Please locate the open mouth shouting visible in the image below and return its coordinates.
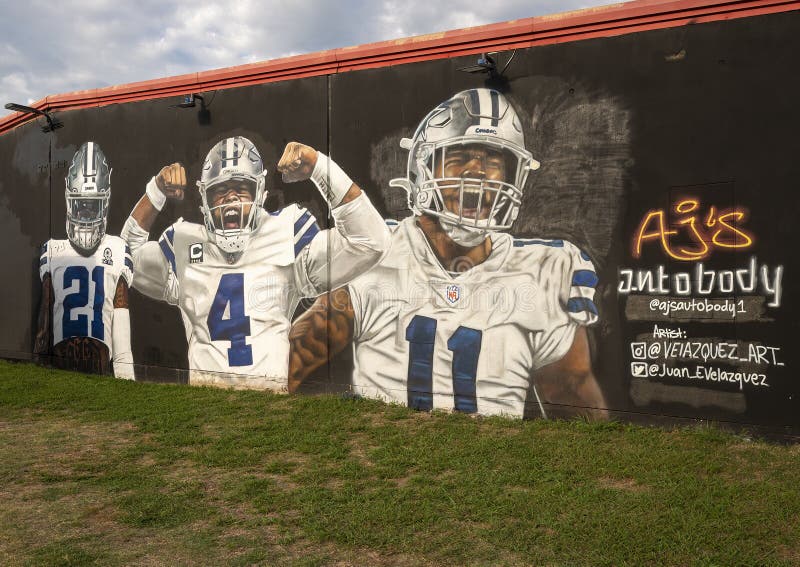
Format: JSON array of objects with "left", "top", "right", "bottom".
[
  {"left": 460, "top": 188, "right": 484, "bottom": 219},
  {"left": 222, "top": 204, "right": 243, "bottom": 230},
  {"left": 441, "top": 186, "right": 494, "bottom": 220},
  {"left": 207, "top": 181, "right": 257, "bottom": 233}
]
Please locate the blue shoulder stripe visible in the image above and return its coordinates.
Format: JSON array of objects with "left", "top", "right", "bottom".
[
  {"left": 158, "top": 236, "right": 176, "bottom": 273},
  {"left": 269, "top": 208, "right": 283, "bottom": 217},
  {"left": 513, "top": 239, "right": 564, "bottom": 248},
  {"left": 165, "top": 226, "right": 175, "bottom": 246},
  {"left": 294, "top": 223, "right": 320, "bottom": 256},
  {"left": 39, "top": 256, "right": 47, "bottom": 267},
  {"left": 40, "top": 243, "right": 48, "bottom": 255},
  {"left": 580, "top": 249, "right": 591, "bottom": 261},
  {"left": 124, "top": 243, "right": 133, "bottom": 270},
  {"left": 572, "top": 270, "right": 598, "bottom": 288},
  {"left": 294, "top": 210, "right": 312, "bottom": 234},
  {"left": 567, "top": 297, "right": 598, "bottom": 316}
]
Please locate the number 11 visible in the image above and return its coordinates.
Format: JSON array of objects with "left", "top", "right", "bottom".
[{"left": 405, "top": 315, "right": 482, "bottom": 413}]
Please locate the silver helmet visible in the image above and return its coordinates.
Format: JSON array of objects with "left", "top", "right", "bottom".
[
  {"left": 390, "top": 89, "right": 539, "bottom": 246},
  {"left": 197, "top": 136, "right": 267, "bottom": 254},
  {"left": 65, "top": 141, "right": 111, "bottom": 251}
]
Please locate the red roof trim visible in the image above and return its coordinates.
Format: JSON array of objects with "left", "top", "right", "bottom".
[{"left": 1, "top": 0, "right": 797, "bottom": 134}]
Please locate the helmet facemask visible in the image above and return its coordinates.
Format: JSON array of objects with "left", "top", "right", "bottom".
[
  {"left": 412, "top": 138, "right": 533, "bottom": 246},
  {"left": 197, "top": 137, "right": 267, "bottom": 254},
  {"left": 65, "top": 194, "right": 108, "bottom": 251},
  {"left": 199, "top": 176, "right": 263, "bottom": 253}
]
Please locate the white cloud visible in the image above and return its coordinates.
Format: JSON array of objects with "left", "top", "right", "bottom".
[{"left": 0, "top": 0, "right": 611, "bottom": 116}]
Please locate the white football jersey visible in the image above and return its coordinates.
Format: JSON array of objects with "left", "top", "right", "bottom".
[
  {"left": 39, "top": 235, "right": 133, "bottom": 355},
  {"left": 132, "top": 205, "right": 324, "bottom": 389},
  {"left": 348, "top": 217, "right": 599, "bottom": 417}
]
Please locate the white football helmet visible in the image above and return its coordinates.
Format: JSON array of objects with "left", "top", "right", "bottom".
[
  {"left": 65, "top": 141, "right": 111, "bottom": 251},
  {"left": 390, "top": 89, "right": 539, "bottom": 246},
  {"left": 197, "top": 136, "right": 267, "bottom": 253}
]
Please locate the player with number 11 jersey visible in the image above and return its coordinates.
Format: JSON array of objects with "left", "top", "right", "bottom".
[{"left": 288, "top": 89, "right": 607, "bottom": 419}]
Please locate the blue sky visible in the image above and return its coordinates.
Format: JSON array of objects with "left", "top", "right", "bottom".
[{"left": 0, "top": 0, "right": 615, "bottom": 117}]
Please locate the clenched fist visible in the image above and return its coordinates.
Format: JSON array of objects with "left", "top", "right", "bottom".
[
  {"left": 277, "top": 142, "right": 318, "bottom": 183},
  {"left": 155, "top": 163, "right": 186, "bottom": 200}
]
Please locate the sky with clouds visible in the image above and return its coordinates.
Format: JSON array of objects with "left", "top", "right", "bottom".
[{"left": 0, "top": 0, "right": 614, "bottom": 117}]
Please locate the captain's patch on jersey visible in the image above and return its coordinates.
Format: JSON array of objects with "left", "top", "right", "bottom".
[{"left": 189, "top": 243, "right": 204, "bottom": 264}]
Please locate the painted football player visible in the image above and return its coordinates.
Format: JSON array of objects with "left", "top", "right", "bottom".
[
  {"left": 289, "top": 89, "right": 607, "bottom": 418},
  {"left": 121, "top": 136, "right": 389, "bottom": 389},
  {"left": 34, "top": 142, "right": 135, "bottom": 379}
]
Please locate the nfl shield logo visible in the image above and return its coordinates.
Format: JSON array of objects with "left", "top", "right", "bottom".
[{"left": 446, "top": 284, "right": 461, "bottom": 305}]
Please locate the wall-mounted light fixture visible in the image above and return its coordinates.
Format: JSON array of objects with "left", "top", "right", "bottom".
[
  {"left": 457, "top": 51, "right": 517, "bottom": 81},
  {"left": 175, "top": 93, "right": 205, "bottom": 108},
  {"left": 458, "top": 53, "right": 498, "bottom": 75},
  {"left": 174, "top": 93, "right": 211, "bottom": 125},
  {"left": 4, "top": 103, "right": 63, "bottom": 132}
]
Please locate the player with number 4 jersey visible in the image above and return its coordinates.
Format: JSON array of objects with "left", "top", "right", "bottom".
[
  {"left": 35, "top": 142, "right": 135, "bottom": 379},
  {"left": 121, "top": 137, "right": 389, "bottom": 389}
]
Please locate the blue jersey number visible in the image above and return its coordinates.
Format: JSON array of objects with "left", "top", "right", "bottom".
[
  {"left": 62, "top": 266, "right": 105, "bottom": 341},
  {"left": 405, "top": 315, "right": 482, "bottom": 413},
  {"left": 207, "top": 273, "right": 253, "bottom": 367}
]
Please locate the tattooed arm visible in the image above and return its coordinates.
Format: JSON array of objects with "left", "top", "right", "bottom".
[{"left": 288, "top": 287, "right": 355, "bottom": 393}]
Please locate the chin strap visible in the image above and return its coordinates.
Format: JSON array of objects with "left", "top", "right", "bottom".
[{"left": 439, "top": 217, "right": 489, "bottom": 247}]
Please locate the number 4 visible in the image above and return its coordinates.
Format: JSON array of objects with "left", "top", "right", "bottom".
[{"left": 207, "top": 273, "right": 253, "bottom": 367}]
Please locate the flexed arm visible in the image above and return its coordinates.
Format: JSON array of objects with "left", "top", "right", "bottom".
[
  {"left": 121, "top": 163, "right": 186, "bottom": 253},
  {"left": 278, "top": 142, "right": 390, "bottom": 295},
  {"left": 125, "top": 163, "right": 186, "bottom": 235},
  {"left": 121, "top": 164, "right": 185, "bottom": 304},
  {"left": 288, "top": 287, "right": 355, "bottom": 392}
]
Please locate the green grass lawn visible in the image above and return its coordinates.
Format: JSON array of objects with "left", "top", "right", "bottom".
[{"left": 0, "top": 359, "right": 798, "bottom": 566}]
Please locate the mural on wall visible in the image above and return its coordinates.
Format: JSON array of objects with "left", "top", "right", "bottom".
[
  {"left": 34, "top": 142, "right": 135, "bottom": 378},
  {"left": 11, "top": 10, "right": 797, "bottom": 429},
  {"left": 289, "top": 89, "right": 608, "bottom": 419},
  {"left": 119, "top": 137, "right": 389, "bottom": 389},
  {"left": 28, "top": 89, "right": 615, "bottom": 419}
]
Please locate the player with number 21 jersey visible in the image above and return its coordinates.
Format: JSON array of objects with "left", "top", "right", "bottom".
[{"left": 35, "top": 142, "right": 135, "bottom": 379}]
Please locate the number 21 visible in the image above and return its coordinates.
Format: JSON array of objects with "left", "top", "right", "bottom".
[{"left": 62, "top": 266, "right": 105, "bottom": 340}]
